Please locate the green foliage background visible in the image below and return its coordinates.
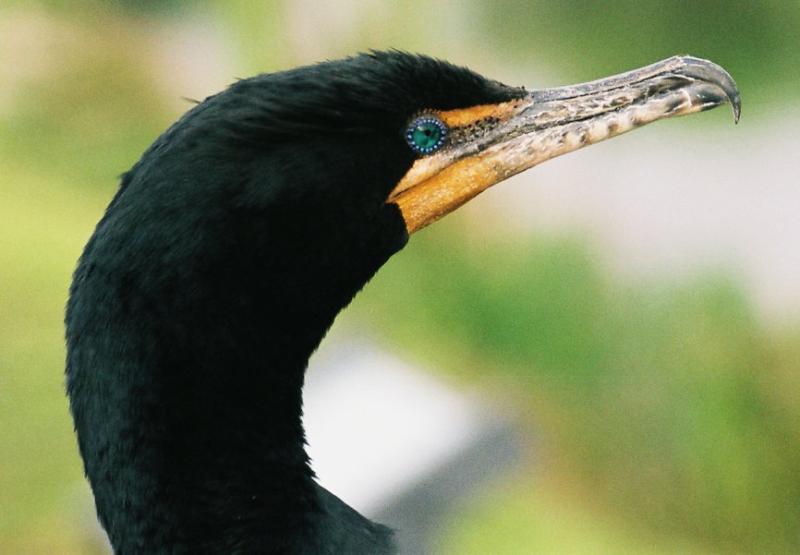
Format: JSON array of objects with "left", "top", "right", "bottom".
[{"left": 1, "top": 1, "right": 798, "bottom": 552}]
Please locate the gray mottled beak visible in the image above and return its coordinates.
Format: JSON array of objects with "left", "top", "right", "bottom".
[{"left": 390, "top": 55, "right": 741, "bottom": 233}]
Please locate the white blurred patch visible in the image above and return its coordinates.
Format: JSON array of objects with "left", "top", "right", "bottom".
[{"left": 303, "top": 341, "right": 491, "bottom": 514}]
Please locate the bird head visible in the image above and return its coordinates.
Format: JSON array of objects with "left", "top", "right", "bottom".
[{"left": 107, "top": 51, "right": 737, "bottom": 342}]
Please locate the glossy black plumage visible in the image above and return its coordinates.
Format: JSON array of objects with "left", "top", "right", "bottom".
[{"left": 65, "top": 52, "right": 524, "bottom": 554}]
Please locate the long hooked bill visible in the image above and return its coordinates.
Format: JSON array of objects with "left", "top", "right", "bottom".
[{"left": 388, "top": 55, "right": 741, "bottom": 234}]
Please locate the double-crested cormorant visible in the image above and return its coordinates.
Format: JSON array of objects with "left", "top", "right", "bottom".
[{"left": 65, "top": 52, "right": 739, "bottom": 554}]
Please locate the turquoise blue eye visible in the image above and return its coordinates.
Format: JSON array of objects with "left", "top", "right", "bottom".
[{"left": 405, "top": 116, "right": 447, "bottom": 154}]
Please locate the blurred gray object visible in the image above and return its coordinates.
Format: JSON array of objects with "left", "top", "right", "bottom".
[{"left": 305, "top": 341, "right": 521, "bottom": 554}]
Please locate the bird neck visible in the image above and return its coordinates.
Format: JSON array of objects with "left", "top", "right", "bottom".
[
  {"left": 68, "top": 183, "right": 409, "bottom": 551},
  {"left": 71, "top": 256, "right": 348, "bottom": 551},
  {"left": 88, "top": 338, "right": 322, "bottom": 552}
]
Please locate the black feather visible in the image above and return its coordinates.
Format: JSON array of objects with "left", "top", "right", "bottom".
[{"left": 65, "top": 51, "right": 523, "bottom": 554}]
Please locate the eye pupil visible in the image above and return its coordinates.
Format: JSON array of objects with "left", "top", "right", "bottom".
[
  {"left": 405, "top": 116, "right": 447, "bottom": 154},
  {"left": 411, "top": 124, "right": 440, "bottom": 149}
]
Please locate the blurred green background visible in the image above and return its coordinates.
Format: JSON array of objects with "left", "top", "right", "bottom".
[{"left": 2, "top": 1, "right": 799, "bottom": 553}]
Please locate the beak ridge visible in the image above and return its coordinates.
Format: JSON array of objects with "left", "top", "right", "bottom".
[{"left": 529, "top": 55, "right": 740, "bottom": 123}]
